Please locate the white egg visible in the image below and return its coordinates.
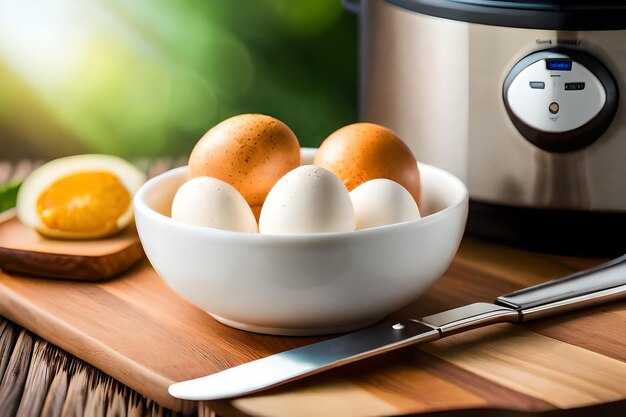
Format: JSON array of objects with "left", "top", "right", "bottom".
[
  {"left": 259, "top": 165, "right": 355, "bottom": 234},
  {"left": 349, "top": 179, "right": 421, "bottom": 230},
  {"left": 171, "top": 177, "right": 257, "bottom": 233}
]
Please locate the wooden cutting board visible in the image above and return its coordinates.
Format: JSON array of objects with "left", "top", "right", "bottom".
[
  {"left": 0, "top": 212, "right": 143, "bottom": 281},
  {"left": 0, "top": 235, "right": 625, "bottom": 417}
]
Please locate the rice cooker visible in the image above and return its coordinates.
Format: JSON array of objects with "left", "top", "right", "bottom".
[{"left": 344, "top": 0, "right": 626, "bottom": 256}]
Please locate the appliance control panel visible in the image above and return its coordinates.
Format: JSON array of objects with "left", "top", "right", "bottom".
[
  {"left": 506, "top": 58, "right": 605, "bottom": 132},
  {"left": 503, "top": 48, "right": 618, "bottom": 153}
]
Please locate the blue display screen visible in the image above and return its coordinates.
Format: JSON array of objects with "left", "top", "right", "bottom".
[{"left": 546, "top": 60, "right": 572, "bottom": 71}]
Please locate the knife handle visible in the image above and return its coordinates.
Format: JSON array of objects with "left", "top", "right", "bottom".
[{"left": 495, "top": 254, "right": 626, "bottom": 320}]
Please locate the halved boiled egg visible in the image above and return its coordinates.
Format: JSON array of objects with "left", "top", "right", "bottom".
[{"left": 17, "top": 154, "right": 146, "bottom": 239}]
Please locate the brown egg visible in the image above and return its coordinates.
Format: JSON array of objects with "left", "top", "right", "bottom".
[
  {"left": 188, "top": 114, "right": 300, "bottom": 218},
  {"left": 313, "top": 123, "right": 421, "bottom": 206}
]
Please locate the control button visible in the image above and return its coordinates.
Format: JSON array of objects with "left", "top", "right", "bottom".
[
  {"left": 549, "top": 102, "right": 559, "bottom": 114},
  {"left": 529, "top": 81, "right": 545, "bottom": 89},
  {"left": 565, "top": 82, "right": 586, "bottom": 91}
]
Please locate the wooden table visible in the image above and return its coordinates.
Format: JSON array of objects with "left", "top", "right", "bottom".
[{"left": 0, "top": 236, "right": 624, "bottom": 417}]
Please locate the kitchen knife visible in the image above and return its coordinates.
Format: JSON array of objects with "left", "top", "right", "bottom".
[{"left": 169, "top": 253, "right": 626, "bottom": 401}]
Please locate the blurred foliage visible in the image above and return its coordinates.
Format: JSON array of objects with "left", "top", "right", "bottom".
[
  {"left": 0, "top": 0, "right": 357, "bottom": 161},
  {"left": 0, "top": 181, "right": 19, "bottom": 211}
]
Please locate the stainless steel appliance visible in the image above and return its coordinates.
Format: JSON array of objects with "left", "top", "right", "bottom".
[{"left": 348, "top": 0, "right": 626, "bottom": 255}]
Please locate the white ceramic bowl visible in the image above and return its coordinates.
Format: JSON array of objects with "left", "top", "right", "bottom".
[{"left": 134, "top": 149, "right": 468, "bottom": 336}]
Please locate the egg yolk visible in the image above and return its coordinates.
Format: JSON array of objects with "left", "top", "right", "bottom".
[{"left": 36, "top": 172, "right": 130, "bottom": 234}]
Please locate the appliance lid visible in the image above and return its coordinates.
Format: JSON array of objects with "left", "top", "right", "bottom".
[{"left": 385, "top": 0, "right": 626, "bottom": 30}]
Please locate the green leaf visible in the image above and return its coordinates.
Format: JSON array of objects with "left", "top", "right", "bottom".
[{"left": 0, "top": 181, "right": 21, "bottom": 212}]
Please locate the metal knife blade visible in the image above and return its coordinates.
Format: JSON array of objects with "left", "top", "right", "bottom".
[
  {"left": 168, "top": 302, "right": 519, "bottom": 401},
  {"left": 169, "top": 319, "right": 439, "bottom": 400},
  {"left": 169, "top": 254, "right": 626, "bottom": 401}
]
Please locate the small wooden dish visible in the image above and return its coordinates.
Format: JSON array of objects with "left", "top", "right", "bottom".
[{"left": 0, "top": 210, "right": 144, "bottom": 281}]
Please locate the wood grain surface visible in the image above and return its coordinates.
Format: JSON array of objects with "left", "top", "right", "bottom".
[
  {"left": 0, "top": 213, "right": 143, "bottom": 281},
  {"left": 0, "top": 234, "right": 624, "bottom": 417}
]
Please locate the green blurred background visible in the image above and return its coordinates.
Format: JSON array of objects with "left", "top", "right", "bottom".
[{"left": 0, "top": 0, "right": 358, "bottom": 161}]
